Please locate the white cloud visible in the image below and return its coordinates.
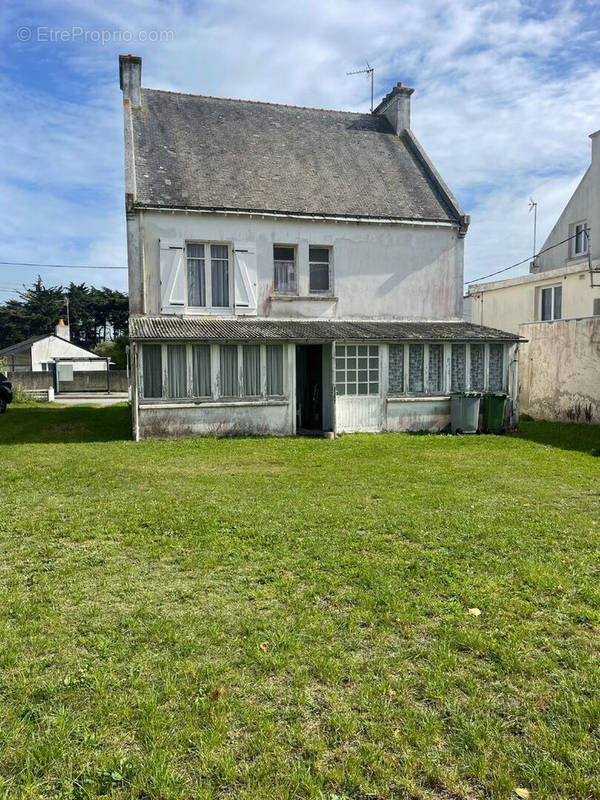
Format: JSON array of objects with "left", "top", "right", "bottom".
[{"left": 0, "top": 0, "right": 599, "bottom": 295}]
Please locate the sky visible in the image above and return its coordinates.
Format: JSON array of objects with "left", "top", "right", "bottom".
[{"left": 0, "top": 0, "right": 599, "bottom": 302}]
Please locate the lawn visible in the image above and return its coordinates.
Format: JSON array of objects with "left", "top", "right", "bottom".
[{"left": 1, "top": 404, "right": 599, "bottom": 800}]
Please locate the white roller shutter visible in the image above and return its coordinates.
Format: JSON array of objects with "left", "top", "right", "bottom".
[{"left": 233, "top": 242, "right": 257, "bottom": 316}]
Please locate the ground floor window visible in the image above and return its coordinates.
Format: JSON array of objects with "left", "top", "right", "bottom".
[
  {"left": 335, "top": 344, "right": 379, "bottom": 395},
  {"left": 141, "top": 342, "right": 285, "bottom": 401},
  {"left": 387, "top": 341, "right": 506, "bottom": 396}
]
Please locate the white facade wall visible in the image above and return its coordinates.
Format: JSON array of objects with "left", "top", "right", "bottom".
[
  {"left": 29, "top": 336, "right": 107, "bottom": 372},
  {"left": 137, "top": 210, "right": 464, "bottom": 321}
]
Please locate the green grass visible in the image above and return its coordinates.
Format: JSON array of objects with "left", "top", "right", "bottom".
[{"left": 1, "top": 404, "right": 599, "bottom": 800}]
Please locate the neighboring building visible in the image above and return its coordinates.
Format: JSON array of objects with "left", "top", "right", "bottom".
[
  {"left": 0, "top": 320, "right": 108, "bottom": 375},
  {"left": 468, "top": 130, "right": 600, "bottom": 423},
  {"left": 120, "top": 55, "right": 519, "bottom": 439}
]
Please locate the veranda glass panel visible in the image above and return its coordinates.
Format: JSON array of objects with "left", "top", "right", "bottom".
[
  {"left": 266, "top": 345, "right": 284, "bottom": 395},
  {"left": 451, "top": 344, "right": 466, "bottom": 391},
  {"left": 187, "top": 244, "right": 206, "bottom": 306},
  {"left": 167, "top": 345, "right": 187, "bottom": 399},
  {"left": 470, "top": 344, "right": 485, "bottom": 391},
  {"left": 220, "top": 345, "right": 238, "bottom": 396},
  {"left": 388, "top": 344, "right": 404, "bottom": 393},
  {"left": 427, "top": 344, "right": 443, "bottom": 393},
  {"left": 336, "top": 344, "right": 378, "bottom": 395},
  {"left": 243, "top": 345, "right": 261, "bottom": 396},
  {"left": 211, "top": 245, "right": 229, "bottom": 307},
  {"left": 142, "top": 344, "right": 162, "bottom": 398},
  {"left": 408, "top": 344, "right": 424, "bottom": 393},
  {"left": 488, "top": 344, "right": 504, "bottom": 391},
  {"left": 192, "top": 346, "right": 211, "bottom": 397}
]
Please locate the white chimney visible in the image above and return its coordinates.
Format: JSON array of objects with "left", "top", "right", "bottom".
[
  {"left": 55, "top": 318, "right": 70, "bottom": 340},
  {"left": 590, "top": 129, "right": 600, "bottom": 167},
  {"left": 373, "top": 82, "right": 415, "bottom": 135},
  {"left": 119, "top": 54, "right": 142, "bottom": 108}
]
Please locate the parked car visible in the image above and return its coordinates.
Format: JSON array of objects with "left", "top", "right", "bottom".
[{"left": 0, "top": 375, "right": 13, "bottom": 413}]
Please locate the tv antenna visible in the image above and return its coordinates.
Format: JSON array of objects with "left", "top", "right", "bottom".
[
  {"left": 528, "top": 197, "right": 537, "bottom": 263},
  {"left": 347, "top": 63, "right": 374, "bottom": 112}
]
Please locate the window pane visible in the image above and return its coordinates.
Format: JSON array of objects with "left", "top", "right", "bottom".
[
  {"left": 142, "top": 344, "right": 162, "bottom": 398},
  {"left": 187, "top": 244, "right": 205, "bottom": 306},
  {"left": 469, "top": 344, "right": 484, "bottom": 391},
  {"left": 309, "top": 262, "right": 330, "bottom": 292},
  {"left": 427, "top": 344, "right": 443, "bottom": 393},
  {"left": 388, "top": 344, "right": 404, "bottom": 393},
  {"left": 192, "top": 345, "right": 211, "bottom": 397},
  {"left": 220, "top": 345, "right": 238, "bottom": 396},
  {"left": 211, "top": 245, "right": 229, "bottom": 307},
  {"left": 451, "top": 344, "right": 466, "bottom": 392},
  {"left": 266, "top": 345, "right": 284, "bottom": 395},
  {"left": 553, "top": 286, "right": 562, "bottom": 319},
  {"left": 167, "top": 345, "right": 187, "bottom": 399},
  {"left": 274, "top": 244, "right": 297, "bottom": 294},
  {"left": 488, "top": 344, "right": 504, "bottom": 391},
  {"left": 541, "top": 287, "right": 552, "bottom": 321},
  {"left": 408, "top": 344, "right": 424, "bottom": 393},
  {"left": 309, "top": 247, "right": 329, "bottom": 263},
  {"left": 243, "top": 345, "right": 261, "bottom": 396}
]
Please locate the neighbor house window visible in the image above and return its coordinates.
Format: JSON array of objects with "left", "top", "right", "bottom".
[
  {"left": 335, "top": 344, "right": 378, "bottom": 395},
  {"left": 192, "top": 345, "right": 211, "bottom": 397},
  {"left": 187, "top": 242, "right": 229, "bottom": 308},
  {"left": 572, "top": 222, "right": 588, "bottom": 257},
  {"left": 488, "top": 344, "right": 504, "bottom": 391},
  {"left": 470, "top": 343, "right": 485, "bottom": 391},
  {"left": 167, "top": 345, "right": 187, "bottom": 399},
  {"left": 540, "top": 285, "right": 562, "bottom": 321},
  {"left": 220, "top": 345, "right": 238, "bottom": 397},
  {"left": 273, "top": 246, "right": 297, "bottom": 294},
  {"left": 266, "top": 345, "right": 284, "bottom": 395},
  {"left": 309, "top": 247, "right": 331, "bottom": 293},
  {"left": 242, "top": 345, "right": 261, "bottom": 396},
  {"left": 388, "top": 344, "right": 404, "bottom": 393},
  {"left": 142, "top": 344, "right": 162, "bottom": 398},
  {"left": 408, "top": 344, "right": 424, "bottom": 393},
  {"left": 427, "top": 344, "right": 443, "bottom": 393},
  {"left": 451, "top": 344, "right": 466, "bottom": 392}
]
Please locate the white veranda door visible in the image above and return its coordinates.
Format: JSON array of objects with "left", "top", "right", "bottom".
[{"left": 334, "top": 343, "right": 382, "bottom": 432}]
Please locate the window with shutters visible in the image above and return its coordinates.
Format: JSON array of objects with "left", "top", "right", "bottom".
[
  {"left": 186, "top": 242, "right": 230, "bottom": 308},
  {"left": 309, "top": 247, "right": 332, "bottom": 294},
  {"left": 273, "top": 246, "right": 297, "bottom": 294}
]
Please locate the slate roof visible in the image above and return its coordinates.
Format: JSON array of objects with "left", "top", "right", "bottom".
[
  {"left": 0, "top": 334, "right": 49, "bottom": 358},
  {"left": 129, "top": 316, "right": 520, "bottom": 343},
  {"left": 130, "top": 89, "right": 460, "bottom": 222}
]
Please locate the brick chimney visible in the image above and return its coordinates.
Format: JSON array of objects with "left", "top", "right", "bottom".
[
  {"left": 119, "top": 54, "right": 142, "bottom": 108},
  {"left": 55, "top": 318, "right": 70, "bottom": 341},
  {"left": 373, "top": 82, "right": 414, "bottom": 135}
]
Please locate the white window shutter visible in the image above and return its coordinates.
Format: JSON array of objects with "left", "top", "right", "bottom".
[
  {"left": 233, "top": 242, "right": 257, "bottom": 316},
  {"left": 159, "top": 240, "right": 185, "bottom": 312}
]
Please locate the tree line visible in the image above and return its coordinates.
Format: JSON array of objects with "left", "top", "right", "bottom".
[{"left": 0, "top": 278, "right": 129, "bottom": 366}]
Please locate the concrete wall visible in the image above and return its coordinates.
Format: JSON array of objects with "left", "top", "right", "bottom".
[
  {"left": 518, "top": 317, "right": 600, "bottom": 423},
  {"left": 138, "top": 210, "right": 464, "bottom": 321},
  {"left": 469, "top": 265, "right": 600, "bottom": 335},
  {"left": 5, "top": 371, "right": 53, "bottom": 389},
  {"left": 31, "top": 336, "right": 107, "bottom": 371}
]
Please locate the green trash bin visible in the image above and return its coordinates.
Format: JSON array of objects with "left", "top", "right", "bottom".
[
  {"left": 481, "top": 392, "right": 507, "bottom": 434},
  {"left": 450, "top": 392, "right": 481, "bottom": 434}
]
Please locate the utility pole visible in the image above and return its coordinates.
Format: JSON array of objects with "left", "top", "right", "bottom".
[
  {"left": 528, "top": 197, "right": 537, "bottom": 263},
  {"left": 347, "top": 63, "right": 374, "bottom": 112}
]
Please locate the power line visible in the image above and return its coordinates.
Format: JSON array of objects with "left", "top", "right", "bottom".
[
  {"left": 0, "top": 260, "right": 127, "bottom": 270},
  {"left": 465, "top": 232, "right": 579, "bottom": 285}
]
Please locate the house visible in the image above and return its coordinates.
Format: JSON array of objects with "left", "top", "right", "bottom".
[
  {"left": 119, "top": 55, "right": 520, "bottom": 439},
  {"left": 0, "top": 320, "right": 108, "bottom": 376},
  {"left": 468, "top": 130, "right": 600, "bottom": 423}
]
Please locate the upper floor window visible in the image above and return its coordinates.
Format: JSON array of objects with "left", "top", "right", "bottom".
[
  {"left": 571, "top": 222, "right": 588, "bottom": 257},
  {"left": 187, "top": 243, "right": 230, "bottom": 308},
  {"left": 273, "top": 246, "right": 297, "bottom": 294},
  {"left": 540, "top": 285, "right": 562, "bottom": 321},
  {"left": 309, "top": 247, "right": 331, "bottom": 294}
]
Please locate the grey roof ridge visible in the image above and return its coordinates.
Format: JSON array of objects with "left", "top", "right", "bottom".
[
  {"left": 402, "top": 129, "right": 470, "bottom": 235},
  {"left": 0, "top": 332, "right": 51, "bottom": 357},
  {"left": 140, "top": 87, "right": 369, "bottom": 116}
]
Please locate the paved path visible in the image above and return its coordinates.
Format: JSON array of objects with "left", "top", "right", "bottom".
[{"left": 53, "top": 393, "right": 128, "bottom": 406}]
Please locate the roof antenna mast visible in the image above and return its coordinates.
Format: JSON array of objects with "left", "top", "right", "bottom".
[{"left": 347, "top": 63, "right": 374, "bottom": 112}]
